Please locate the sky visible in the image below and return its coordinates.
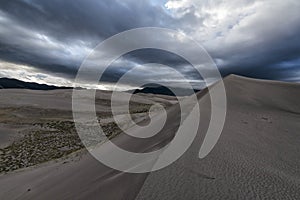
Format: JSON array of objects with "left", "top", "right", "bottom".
[{"left": 0, "top": 0, "right": 300, "bottom": 90}]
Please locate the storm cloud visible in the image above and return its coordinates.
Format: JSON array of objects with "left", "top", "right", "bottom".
[{"left": 0, "top": 0, "right": 299, "bottom": 89}]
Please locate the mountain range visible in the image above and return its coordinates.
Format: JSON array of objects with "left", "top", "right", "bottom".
[{"left": 0, "top": 78, "right": 72, "bottom": 90}]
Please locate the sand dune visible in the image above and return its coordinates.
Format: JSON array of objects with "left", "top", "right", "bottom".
[
  {"left": 0, "top": 75, "right": 300, "bottom": 200},
  {"left": 136, "top": 75, "right": 300, "bottom": 200}
]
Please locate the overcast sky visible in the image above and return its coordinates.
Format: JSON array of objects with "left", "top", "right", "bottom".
[{"left": 0, "top": 0, "right": 300, "bottom": 90}]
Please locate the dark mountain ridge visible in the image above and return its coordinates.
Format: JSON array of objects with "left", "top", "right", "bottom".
[
  {"left": 0, "top": 77, "right": 72, "bottom": 90},
  {"left": 132, "top": 84, "right": 200, "bottom": 96}
]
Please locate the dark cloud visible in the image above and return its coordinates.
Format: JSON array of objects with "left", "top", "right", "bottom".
[
  {"left": 0, "top": 0, "right": 300, "bottom": 89},
  {"left": 101, "top": 49, "right": 202, "bottom": 83}
]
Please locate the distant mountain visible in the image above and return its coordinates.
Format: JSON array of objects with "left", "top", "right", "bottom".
[
  {"left": 0, "top": 77, "right": 73, "bottom": 90},
  {"left": 132, "top": 84, "right": 200, "bottom": 96}
]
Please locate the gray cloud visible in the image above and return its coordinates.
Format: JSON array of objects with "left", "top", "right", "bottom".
[{"left": 0, "top": 0, "right": 300, "bottom": 89}]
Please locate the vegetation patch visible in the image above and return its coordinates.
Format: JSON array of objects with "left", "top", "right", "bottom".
[{"left": 0, "top": 121, "right": 120, "bottom": 173}]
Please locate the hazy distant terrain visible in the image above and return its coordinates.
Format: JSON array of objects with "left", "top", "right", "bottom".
[{"left": 0, "top": 75, "right": 299, "bottom": 200}]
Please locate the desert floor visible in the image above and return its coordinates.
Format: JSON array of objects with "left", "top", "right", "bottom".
[{"left": 0, "top": 75, "right": 300, "bottom": 200}]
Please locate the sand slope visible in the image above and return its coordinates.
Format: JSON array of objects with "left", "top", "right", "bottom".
[
  {"left": 1, "top": 75, "right": 300, "bottom": 200},
  {"left": 136, "top": 75, "right": 300, "bottom": 200}
]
